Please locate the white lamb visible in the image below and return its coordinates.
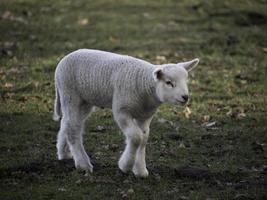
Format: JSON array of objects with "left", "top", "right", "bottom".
[{"left": 53, "top": 49, "right": 199, "bottom": 177}]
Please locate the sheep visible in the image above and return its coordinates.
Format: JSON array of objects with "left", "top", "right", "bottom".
[{"left": 53, "top": 49, "right": 199, "bottom": 177}]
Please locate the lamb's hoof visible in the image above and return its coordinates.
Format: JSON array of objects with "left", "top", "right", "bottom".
[
  {"left": 57, "top": 152, "right": 73, "bottom": 160},
  {"left": 118, "top": 159, "right": 133, "bottom": 173},
  {"left": 75, "top": 159, "right": 93, "bottom": 173},
  {"left": 132, "top": 167, "right": 149, "bottom": 178}
]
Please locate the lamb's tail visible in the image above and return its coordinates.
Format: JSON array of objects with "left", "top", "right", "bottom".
[{"left": 53, "top": 83, "right": 62, "bottom": 121}]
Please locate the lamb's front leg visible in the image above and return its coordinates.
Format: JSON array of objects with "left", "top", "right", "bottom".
[
  {"left": 132, "top": 134, "right": 149, "bottom": 177},
  {"left": 113, "top": 111, "right": 143, "bottom": 173},
  {"left": 132, "top": 117, "right": 152, "bottom": 177}
]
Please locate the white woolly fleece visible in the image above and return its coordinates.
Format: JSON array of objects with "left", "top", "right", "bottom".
[
  {"left": 54, "top": 49, "right": 161, "bottom": 120},
  {"left": 53, "top": 49, "right": 199, "bottom": 177}
]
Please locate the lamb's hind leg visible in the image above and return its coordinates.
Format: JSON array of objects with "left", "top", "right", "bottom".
[
  {"left": 57, "top": 125, "right": 72, "bottom": 160},
  {"left": 58, "top": 100, "right": 93, "bottom": 172},
  {"left": 113, "top": 110, "right": 143, "bottom": 173},
  {"left": 57, "top": 103, "right": 92, "bottom": 160}
]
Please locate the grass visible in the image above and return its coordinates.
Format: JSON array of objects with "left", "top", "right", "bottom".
[{"left": 0, "top": 0, "right": 267, "bottom": 199}]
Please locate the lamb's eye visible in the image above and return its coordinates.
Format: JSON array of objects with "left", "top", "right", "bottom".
[{"left": 165, "top": 81, "right": 174, "bottom": 87}]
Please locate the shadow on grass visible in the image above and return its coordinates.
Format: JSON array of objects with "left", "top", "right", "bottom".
[
  {"left": 1, "top": 155, "right": 266, "bottom": 190},
  {"left": 0, "top": 111, "right": 266, "bottom": 200}
]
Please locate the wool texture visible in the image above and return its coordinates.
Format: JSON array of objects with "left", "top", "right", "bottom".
[{"left": 54, "top": 49, "right": 161, "bottom": 120}]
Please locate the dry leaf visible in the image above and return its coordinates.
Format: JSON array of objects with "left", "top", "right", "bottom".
[
  {"left": 155, "top": 55, "right": 167, "bottom": 64},
  {"left": 0, "top": 69, "right": 5, "bottom": 75},
  {"left": 183, "top": 106, "right": 192, "bottom": 118},
  {"left": 0, "top": 42, "right": 17, "bottom": 57},
  {"left": 2, "top": 11, "right": 13, "bottom": 20},
  {"left": 227, "top": 107, "right": 246, "bottom": 119},
  {"left": 77, "top": 18, "right": 89, "bottom": 26},
  {"left": 261, "top": 47, "right": 267, "bottom": 53},
  {"left": 191, "top": 80, "right": 198, "bottom": 86},
  {"left": 8, "top": 67, "right": 19, "bottom": 74},
  {"left": 32, "top": 81, "right": 39, "bottom": 88},
  {"left": 240, "top": 80, "right": 247, "bottom": 84},
  {"left": 157, "top": 118, "right": 174, "bottom": 126},
  {"left": 158, "top": 118, "right": 167, "bottom": 124},
  {"left": 0, "top": 74, "right": 6, "bottom": 80},
  {"left": 96, "top": 125, "right": 106, "bottom": 132},
  {"left": 4, "top": 82, "right": 14, "bottom": 88},
  {"left": 127, "top": 188, "right": 134, "bottom": 195},
  {"left": 58, "top": 187, "right": 66, "bottom": 192},
  {"left": 236, "top": 111, "right": 246, "bottom": 119},
  {"left": 142, "top": 12, "right": 152, "bottom": 19},
  {"left": 109, "top": 36, "right": 119, "bottom": 44},
  {"left": 204, "top": 121, "right": 216, "bottom": 127},
  {"left": 178, "top": 142, "right": 186, "bottom": 148},
  {"left": 136, "top": 53, "right": 144, "bottom": 58},
  {"left": 202, "top": 115, "right": 210, "bottom": 123},
  {"left": 0, "top": 69, "right": 6, "bottom": 80},
  {"left": 1, "top": 10, "right": 27, "bottom": 24},
  {"left": 226, "top": 108, "right": 232, "bottom": 116}
]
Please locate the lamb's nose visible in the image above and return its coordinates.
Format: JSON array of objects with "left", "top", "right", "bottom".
[{"left": 182, "top": 95, "right": 189, "bottom": 102}]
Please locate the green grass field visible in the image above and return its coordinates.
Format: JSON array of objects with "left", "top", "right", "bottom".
[{"left": 0, "top": 0, "right": 267, "bottom": 199}]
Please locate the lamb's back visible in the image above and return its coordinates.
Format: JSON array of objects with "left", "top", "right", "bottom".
[{"left": 56, "top": 49, "right": 154, "bottom": 108}]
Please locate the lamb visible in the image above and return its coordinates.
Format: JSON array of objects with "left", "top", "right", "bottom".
[{"left": 53, "top": 49, "right": 199, "bottom": 177}]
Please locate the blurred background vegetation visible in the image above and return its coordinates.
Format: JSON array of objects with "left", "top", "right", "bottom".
[{"left": 0, "top": 0, "right": 266, "bottom": 199}]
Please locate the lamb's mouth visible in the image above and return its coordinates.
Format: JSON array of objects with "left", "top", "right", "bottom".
[{"left": 176, "top": 100, "right": 187, "bottom": 105}]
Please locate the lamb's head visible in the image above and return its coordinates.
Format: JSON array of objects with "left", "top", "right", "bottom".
[{"left": 153, "top": 58, "right": 199, "bottom": 105}]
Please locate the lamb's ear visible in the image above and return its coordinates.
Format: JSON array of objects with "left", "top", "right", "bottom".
[
  {"left": 181, "top": 58, "right": 199, "bottom": 72},
  {"left": 153, "top": 67, "right": 164, "bottom": 82}
]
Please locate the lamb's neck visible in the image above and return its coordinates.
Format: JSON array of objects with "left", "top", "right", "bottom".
[{"left": 142, "top": 68, "right": 162, "bottom": 108}]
